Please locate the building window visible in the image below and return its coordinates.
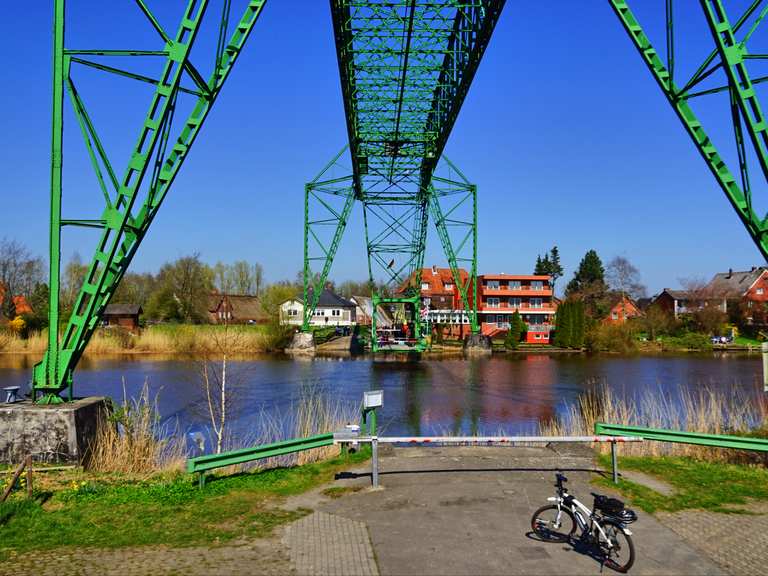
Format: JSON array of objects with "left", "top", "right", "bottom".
[
  {"left": 531, "top": 280, "right": 543, "bottom": 290},
  {"left": 445, "top": 283, "right": 453, "bottom": 291},
  {"left": 288, "top": 309, "right": 298, "bottom": 317},
  {"left": 509, "top": 297, "right": 521, "bottom": 307},
  {"left": 421, "top": 283, "right": 430, "bottom": 290},
  {"left": 758, "top": 288, "right": 764, "bottom": 295},
  {"left": 487, "top": 297, "right": 500, "bottom": 308},
  {"left": 486, "top": 280, "right": 499, "bottom": 290},
  {"left": 530, "top": 298, "right": 543, "bottom": 308},
  {"left": 509, "top": 281, "right": 521, "bottom": 290},
  {"left": 332, "top": 309, "right": 341, "bottom": 317},
  {"left": 534, "top": 334, "right": 542, "bottom": 340}
]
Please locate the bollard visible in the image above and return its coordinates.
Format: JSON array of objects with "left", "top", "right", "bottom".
[
  {"left": 611, "top": 440, "right": 618, "bottom": 484},
  {"left": 762, "top": 343, "right": 768, "bottom": 392},
  {"left": 371, "top": 436, "right": 379, "bottom": 488}
]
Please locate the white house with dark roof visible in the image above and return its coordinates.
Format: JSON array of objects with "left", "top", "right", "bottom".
[{"left": 280, "top": 289, "right": 356, "bottom": 327}]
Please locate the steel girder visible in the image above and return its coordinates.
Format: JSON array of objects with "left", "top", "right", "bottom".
[
  {"left": 303, "top": 1, "right": 503, "bottom": 345},
  {"left": 35, "top": 0, "right": 267, "bottom": 402},
  {"left": 610, "top": 0, "right": 768, "bottom": 260}
]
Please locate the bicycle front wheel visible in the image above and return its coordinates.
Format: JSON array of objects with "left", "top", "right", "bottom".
[
  {"left": 530, "top": 505, "right": 576, "bottom": 542},
  {"left": 601, "top": 520, "right": 635, "bottom": 573}
]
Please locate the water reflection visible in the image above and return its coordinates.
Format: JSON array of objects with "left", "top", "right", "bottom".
[{"left": 0, "top": 353, "right": 762, "bottom": 439}]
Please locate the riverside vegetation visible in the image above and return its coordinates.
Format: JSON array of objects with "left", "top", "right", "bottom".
[
  {"left": 541, "top": 381, "right": 768, "bottom": 516},
  {"left": 0, "top": 324, "right": 297, "bottom": 355},
  {"left": 0, "top": 383, "right": 362, "bottom": 559},
  {"left": 3, "top": 377, "right": 767, "bottom": 557}
]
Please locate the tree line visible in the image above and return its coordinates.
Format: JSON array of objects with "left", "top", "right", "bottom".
[{"left": 0, "top": 238, "right": 387, "bottom": 330}]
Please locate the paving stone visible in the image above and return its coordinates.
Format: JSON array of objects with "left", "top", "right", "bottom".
[
  {"left": 657, "top": 504, "right": 768, "bottom": 575},
  {"left": 283, "top": 511, "right": 378, "bottom": 576}
]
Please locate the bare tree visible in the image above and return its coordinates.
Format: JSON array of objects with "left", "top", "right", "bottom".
[
  {"left": 252, "top": 263, "right": 264, "bottom": 297},
  {"left": 0, "top": 238, "right": 44, "bottom": 319},
  {"left": 62, "top": 252, "right": 89, "bottom": 314},
  {"left": 212, "top": 261, "right": 234, "bottom": 294},
  {"left": 198, "top": 317, "right": 246, "bottom": 454},
  {"left": 606, "top": 256, "right": 647, "bottom": 300},
  {"left": 679, "top": 277, "right": 727, "bottom": 335}
]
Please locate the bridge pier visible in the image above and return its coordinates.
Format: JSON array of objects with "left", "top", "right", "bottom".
[
  {"left": 463, "top": 333, "right": 492, "bottom": 355},
  {"left": 0, "top": 396, "right": 110, "bottom": 464},
  {"left": 286, "top": 331, "right": 316, "bottom": 355}
]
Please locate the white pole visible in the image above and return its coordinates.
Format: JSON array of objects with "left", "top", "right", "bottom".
[
  {"left": 371, "top": 436, "right": 379, "bottom": 488},
  {"left": 762, "top": 342, "right": 768, "bottom": 392}
]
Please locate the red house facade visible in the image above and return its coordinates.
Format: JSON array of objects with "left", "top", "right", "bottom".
[
  {"left": 477, "top": 274, "right": 555, "bottom": 343},
  {"left": 603, "top": 295, "right": 642, "bottom": 325}
]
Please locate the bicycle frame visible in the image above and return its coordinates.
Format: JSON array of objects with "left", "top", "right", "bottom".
[{"left": 546, "top": 494, "right": 633, "bottom": 547}]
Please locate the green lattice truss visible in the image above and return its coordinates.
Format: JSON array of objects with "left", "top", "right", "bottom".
[
  {"left": 34, "top": 0, "right": 267, "bottom": 402},
  {"left": 611, "top": 0, "right": 768, "bottom": 261},
  {"left": 302, "top": 1, "right": 504, "bottom": 349}
]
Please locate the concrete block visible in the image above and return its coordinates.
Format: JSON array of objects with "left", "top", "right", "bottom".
[
  {"left": 463, "top": 333, "right": 492, "bottom": 355},
  {"left": 0, "top": 396, "right": 111, "bottom": 464},
  {"left": 286, "top": 331, "right": 316, "bottom": 355}
]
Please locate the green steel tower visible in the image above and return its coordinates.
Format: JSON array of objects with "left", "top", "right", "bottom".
[
  {"left": 34, "top": 0, "right": 267, "bottom": 403},
  {"left": 611, "top": 0, "right": 768, "bottom": 261},
  {"left": 302, "top": 1, "right": 505, "bottom": 350}
]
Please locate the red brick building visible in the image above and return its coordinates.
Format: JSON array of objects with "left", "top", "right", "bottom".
[
  {"left": 653, "top": 267, "right": 768, "bottom": 323},
  {"left": 604, "top": 294, "right": 642, "bottom": 325},
  {"left": 403, "top": 267, "right": 557, "bottom": 343},
  {"left": 412, "top": 266, "right": 472, "bottom": 338},
  {"left": 477, "top": 274, "right": 555, "bottom": 343}
]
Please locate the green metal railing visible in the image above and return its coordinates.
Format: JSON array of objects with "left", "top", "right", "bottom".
[
  {"left": 187, "top": 433, "right": 335, "bottom": 487},
  {"left": 595, "top": 423, "right": 768, "bottom": 452}
]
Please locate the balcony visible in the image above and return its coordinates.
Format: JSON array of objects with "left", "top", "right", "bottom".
[
  {"left": 482, "top": 286, "right": 553, "bottom": 297},
  {"left": 480, "top": 302, "right": 556, "bottom": 312}
]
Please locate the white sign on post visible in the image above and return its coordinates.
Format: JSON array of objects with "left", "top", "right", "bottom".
[{"left": 364, "top": 389, "right": 383, "bottom": 409}]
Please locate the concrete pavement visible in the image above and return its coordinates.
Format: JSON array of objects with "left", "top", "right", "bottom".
[{"left": 297, "top": 445, "right": 725, "bottom": 575}]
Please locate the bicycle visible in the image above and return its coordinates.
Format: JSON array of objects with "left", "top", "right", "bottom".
[{"left": 530, "top": 473, "right": 637, "bottom": 573}]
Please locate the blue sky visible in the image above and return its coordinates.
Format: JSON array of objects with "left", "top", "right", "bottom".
[{"left": 1, "top": 0, "right": 766, "bottom": 296}]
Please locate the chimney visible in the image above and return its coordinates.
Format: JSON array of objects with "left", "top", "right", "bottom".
[
  {"left": 727, "top": 268, "right": 733, "bottom": 279},
  {"left": 432, "top": 265, "right": 437, "bottom": 275}
]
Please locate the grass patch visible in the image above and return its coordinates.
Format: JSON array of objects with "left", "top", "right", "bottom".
[
  {"left": 0, "top": 448, "right": 369, "bottom": 556},
  {"left": 594, "top": 454, "right": 768, "bottom": 514},
  {"left": 321, "top": 485, "right": 363, "bottom": 499},
  {"left": 733, "top": 335, "right": 762, "bottom": 346}
]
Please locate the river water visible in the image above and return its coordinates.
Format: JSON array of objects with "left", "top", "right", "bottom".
[{"left": 1, "top": 353, "right": 763, "bottom": 448}]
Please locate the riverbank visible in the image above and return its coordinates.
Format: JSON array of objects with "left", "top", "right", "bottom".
[
  {"left": 0, "top": 324, "right": 288, "bottom": 356},
  {"left": 0, "top": 448, "right": 370, "bottom": 562},
  {"left": 5, "top": 324, "right": 764, "bottom": 358}
]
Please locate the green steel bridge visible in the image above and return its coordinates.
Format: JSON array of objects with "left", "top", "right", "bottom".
[{"left": 32, "top": 0, "right": 768, "bottom": 401}]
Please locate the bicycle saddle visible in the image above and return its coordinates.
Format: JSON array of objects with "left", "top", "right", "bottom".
[{"left": 555, "top": 473, "right": 568, "bottom": 484}]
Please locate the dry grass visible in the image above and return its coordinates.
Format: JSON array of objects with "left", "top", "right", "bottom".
[
  {"left": 87, "top": 380, "right": 184, "bottom": 475},
  {"left": 540, "top": 380, "right": 768, "bottom": 462},
  {"left": 218, "top": 388, "right": 360, "bottom": 474},
  {"left": 0, "top": 325, "right": 272, "bottom": 356}
]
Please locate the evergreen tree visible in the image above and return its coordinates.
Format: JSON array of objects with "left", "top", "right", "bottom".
[
  {"left": 549, "top": 246, "right": 564, "bottom": 292},
  {"left": 534, "top": 255, "right": 544, "bottom": 275},
  {"left": 505, "top": 311, "right": 524, "bottom": 350},
  {"left": 571, "top": 300, "right": 585, "bottom": 349},
  {"left": 564, "top": 250, "right": 608, "bottom": 318},
  {"left": 554, "top": 301, "right": 572, "bottom": 348}
]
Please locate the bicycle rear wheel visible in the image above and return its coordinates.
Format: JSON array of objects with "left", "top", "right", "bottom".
[
  {"left": 601, "top": 520, "right": 635, "bottom": 573},
  {"left": 530, "top": 505, "right": 576, "bottom": 542}
]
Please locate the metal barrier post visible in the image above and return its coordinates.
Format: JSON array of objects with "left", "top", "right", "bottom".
[
  {"left": 371, "top": 436, "right": 379, "bottom": 488},
  {"left": 762, "top": 342, "right": 768, "bottom": 392},
  {"left": 611, "top": 439, "right": 618, "bottom": 484}
]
